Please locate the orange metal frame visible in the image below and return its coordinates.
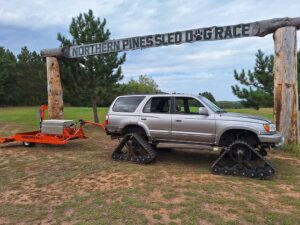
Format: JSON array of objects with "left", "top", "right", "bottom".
[{"left": 0, "top": 105, "right": 105, "bottom": 145}]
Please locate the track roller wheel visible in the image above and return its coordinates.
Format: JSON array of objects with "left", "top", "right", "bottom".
[
  {"left": 264, "top": 165, "right": 275, "bottom": 177},
  {"left": 232, "top": 168, "right": 239, "bottom": 176},
  {"left": 212, "top": 165, "right": 221, "bottom": 175},
  {"left": 248, "top": 169, "right": 256, "bottom": 178},
  {"left": 240, "top": 169, "right": 248, "bottom": 177},
  {"left": 23, "top": 142, "right": 35, "bottom": 147},
  {"left": 256, "top": 167, "right": 267, "bottom": 179},
  {"left": 221, "top": 166, "right": 232, "bottom": 175}
]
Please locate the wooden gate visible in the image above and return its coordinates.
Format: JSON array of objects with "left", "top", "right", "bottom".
[{"left": 41, "top": 17, "right": 300, "bottom": 143}]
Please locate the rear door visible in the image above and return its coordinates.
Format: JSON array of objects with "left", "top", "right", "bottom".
[
  {"left": 171, "top": 97, "right": 216, "bottom": 143},
  {"left": 140, "top": 96, "right": 172, "bottom": 139}
]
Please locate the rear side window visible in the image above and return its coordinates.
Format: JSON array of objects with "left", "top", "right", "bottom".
[
  {"left": 112, "top": 96, "right": 145, "bottom": 112},
  {"left": 143, "top": 97, "right": 171, "bottom": 113}
]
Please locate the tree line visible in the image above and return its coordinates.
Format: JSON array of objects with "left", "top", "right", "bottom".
[
  {"left": 0, "top": 47, "right": 47, "bottom": 106},
  {"left": 0, "top": 46, "right": 159, "bottom": 107}
]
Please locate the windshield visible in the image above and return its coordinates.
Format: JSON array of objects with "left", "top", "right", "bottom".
[{"left": 198, "top": 96, "right": 224, "bottom": 113}]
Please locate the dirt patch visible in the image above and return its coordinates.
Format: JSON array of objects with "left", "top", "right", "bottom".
[
  {"left": 0, "top": 172, "right": 138, "bottom": 206},
  {"left": 141, "top": 208, "right": 180, "bottom": 225},
  {"left": 202, "top": 203, "right": 239, "bottom": 221},
  {"left": 248, "top": 188, "right": 296, "bottom": 213},
  {"left": 198, "top": 219, "right": 214, "bottom": 225},
  {"left": 272, "top": 155, "right": 300, "bottom": 164},
  {"left": 0, "top": 217, "right": 9, "bottom": 225},
  {"left": 64, "top": 209, "right": 74, "bottom": 217},
  {"left": 277, "top": 184, "right": 300, "bottom": 198},
  {"left": 36, "top": 216, "right": 55, "bottom": 225},
  {"left": 61, "top": 221, "right": 77, "bottom": 225},
  {"left": 163, "top": 173, "right": 225, "bottom": 184},
  {"left": 202, "top": 203, "right": 257, "bottom": 225},
  {"left": 147, "top": 189, "right": 185, "bottom": 204}
]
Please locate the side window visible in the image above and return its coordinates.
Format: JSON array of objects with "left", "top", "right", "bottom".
[
  {"left": 112, "top": 96, "right": 145, "bottom": 112},
  {"left": 143, "top": 97, "right": 171, "bottom": 113},
  {"left": 175, "top": 97, "right": 203, "bottom": 114}
]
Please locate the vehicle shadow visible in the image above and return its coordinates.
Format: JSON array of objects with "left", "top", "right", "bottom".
[{"left": 155, "top": 147, "right": 219, "bottom": 167}]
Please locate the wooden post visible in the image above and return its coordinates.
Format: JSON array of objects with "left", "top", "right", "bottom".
[
  {"left": 46, "top": 57, "right": 64, "bottom": 119},
  {"left": 274, "top": 26, "right": 298, "bottom": 144}
]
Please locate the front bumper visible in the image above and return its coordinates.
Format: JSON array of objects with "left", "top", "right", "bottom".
[{"left": 258, "top": 132, "right": 284, "bottom": 149}]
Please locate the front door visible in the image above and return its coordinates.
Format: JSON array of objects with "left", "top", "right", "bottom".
[{"left": 172, "top": 97, "right": 216, "bottom": 143}]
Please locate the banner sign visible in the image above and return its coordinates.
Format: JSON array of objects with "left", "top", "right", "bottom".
[{"left": 68, "top": 23, "right": 253, "bottom": 58}]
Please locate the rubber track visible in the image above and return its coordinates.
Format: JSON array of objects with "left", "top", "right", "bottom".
[
  {"left": 211, "top": 140, "right": 275, "bottom": 179},
  {"left": 112, "top": 133, "right": 157, "bottom": 164}
]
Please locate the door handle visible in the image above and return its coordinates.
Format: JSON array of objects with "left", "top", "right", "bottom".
[
  {"left": 176, "top": 120, "right": 182, "bottom": 122},
  {"left": 141, "top": 118, "right": 147, "bottom": 121}
]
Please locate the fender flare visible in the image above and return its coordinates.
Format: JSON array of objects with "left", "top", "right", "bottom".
[
  {"left": 121, "top": 122, "right": 151, "bottom": 137},
  {"left": 216, "top": 126, "right": 259, "bottom": 145}
]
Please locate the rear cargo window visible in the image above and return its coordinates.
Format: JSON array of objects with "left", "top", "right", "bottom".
[{"left": 112, "top": 96, "right": 145, "bottom": 112}]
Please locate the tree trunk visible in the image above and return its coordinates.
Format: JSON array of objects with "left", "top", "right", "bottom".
[
  {"left": 46, "top": 57, "right": 64, "bottom": 119},
  {"left": 92, "top": 96, "right": 99, "bottom": 123},
  {"left": 273, "top": 26, "right": 298, "bottom": 144}
]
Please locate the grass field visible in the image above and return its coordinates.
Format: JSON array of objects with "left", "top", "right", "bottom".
[{"left": 0, "top": 107, "right": 300, "bottom": 225}]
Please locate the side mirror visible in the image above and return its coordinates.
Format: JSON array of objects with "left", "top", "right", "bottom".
[{"left": 198, "top": 107, "right": 209, "bottom": 115}]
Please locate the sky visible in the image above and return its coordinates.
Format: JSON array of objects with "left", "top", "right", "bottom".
[{"left": 0, "top": 0, "right": 300, "bottom": 101}]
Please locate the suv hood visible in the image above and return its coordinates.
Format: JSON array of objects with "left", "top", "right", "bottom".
[{"left": 217, "top": 112, "right": 272, "bottom": 124}]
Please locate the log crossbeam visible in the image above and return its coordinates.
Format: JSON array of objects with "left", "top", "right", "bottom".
[{"left": 41, "top": 17, "right": 300, "bottom": 58}]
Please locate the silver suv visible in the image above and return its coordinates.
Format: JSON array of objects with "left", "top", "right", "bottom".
[
  {"left": 106, "top": 94, "right": 283, "bottom": 147},
  {"left": 105, "top": 94, "right": 284, "bottom": 179}
]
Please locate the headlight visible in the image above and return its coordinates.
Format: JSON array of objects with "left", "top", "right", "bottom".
[{"left": 263, "top": 123, "right": 276, "bottom": 132}]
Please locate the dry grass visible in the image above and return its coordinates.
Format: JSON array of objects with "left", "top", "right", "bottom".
[
  {"left": 0, "top": 107, "right": 300, "bottom": 224},
  {"left": 0, "top": 127, "right": 300, "bottom": 225}
]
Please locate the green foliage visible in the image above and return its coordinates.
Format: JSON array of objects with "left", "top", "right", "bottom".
[
  {"left": 199, "top": 91, "right": 216, "bottom": 103},
  {"left": 119, "top": 75, "right": 160, "bottom": 94},
  {"left": 57, "top": 9, "right": 126, "bottom": 107},
  {"left": 0, "top": 47, "right": 18, "bottom": 105},
  {"left": 227, "top": 107, "right": 273, "bottom": 120},
  {"left": 282, "top": 144, "right": 300, "bottom": 157},
  {"left": 217, "top": 101, "right": 243, "bottom": 109},
  {"left": 232, "top": 50, "right": 274, "bottom": 110},
  {"left": 232, "top": 50, "right": 300, "bottom": 110},
  {"left": 16, "top": 47, "right": 47, "bottom": 105},
  {"left": 0, "top": 47, "right": 46, "bottom": 106}
]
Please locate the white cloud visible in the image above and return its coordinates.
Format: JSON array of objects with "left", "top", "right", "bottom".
[
  {"left": 184, "top": 49, "right": 241, "bottom": 61},
  {"left": 0, "top": 0, "right": 124, "bottom": 29}
]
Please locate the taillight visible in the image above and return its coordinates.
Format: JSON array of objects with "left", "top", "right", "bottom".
[{"left": 105, "top": 115, "right": 109, "bottom": 125}]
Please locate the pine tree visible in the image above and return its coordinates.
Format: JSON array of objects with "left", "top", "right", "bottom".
[
  {"left": 199, "top": 91, "right": 216, "bottom": 103},
  {"left": 0, "top": 47, "right": 18, "bottom": 106},
  {"left": 16, "top": 47, "right": 47, "bottom": 105},
  {"left": 57, "top": 9, "right": 126, "bottom": 122},
  {"left": 231, "top": 50, "right": 274, "bottom": 109}
]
